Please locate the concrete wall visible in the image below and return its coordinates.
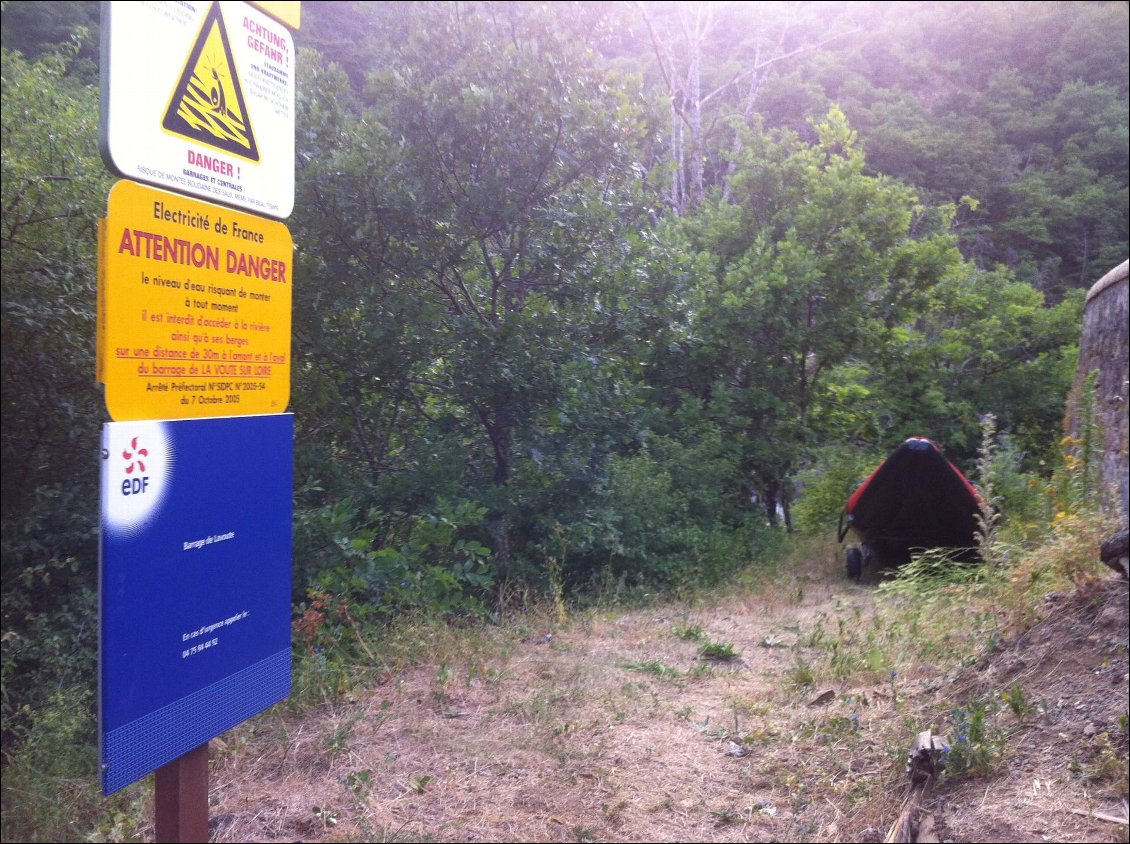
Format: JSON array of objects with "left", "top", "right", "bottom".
[{"left": 1066, "top": 259, "right": 1129, "bottom": 524}]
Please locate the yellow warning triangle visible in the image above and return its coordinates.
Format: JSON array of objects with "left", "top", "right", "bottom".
[{"left": 162, "top": 2, "right": 260, "bottom": 162}]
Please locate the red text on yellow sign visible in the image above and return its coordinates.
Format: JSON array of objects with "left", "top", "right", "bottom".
[{"left": 99, "top": 180, "right": 292, "bottom": 420}]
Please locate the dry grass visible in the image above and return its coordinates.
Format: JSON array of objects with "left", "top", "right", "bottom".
[{"left": 141, "top": 533, "right": 1128, "bottom": 843}]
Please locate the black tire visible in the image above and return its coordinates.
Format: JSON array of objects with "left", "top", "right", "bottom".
[{"left": 846, "top": 546, "right": 863, "bottom": 580}]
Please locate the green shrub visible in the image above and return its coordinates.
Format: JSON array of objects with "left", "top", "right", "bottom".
[
  {"left": 985, "top": 433, "right": 1052, "bottom": 533},
  {"left": 944, "top": 697, "right": 1006, "bottom": 779},
  {"left": 1, "top": 42, "right": 109, "bottom": 747},
  {"left": 792, "top": 446, "right": 885, "bottom": 535},
  {"left": 296, "top": 497, "right": 494, "bottom": 625},
  {"left": 559, "top": 429, "right": 773, "bottom": 592},
  {"left": 1, "top": 687, "right": 146, "bottom": 842},
  {"left": 698, "top": 640, "right": 739, "bottom": 661},
  {"left": 1, "top": 558, "right": 98, "bottom": 738}
]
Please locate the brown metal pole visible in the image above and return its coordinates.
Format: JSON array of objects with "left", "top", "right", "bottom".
[{"left": 154, "top": 741, "right": 209, "bottom": 843}]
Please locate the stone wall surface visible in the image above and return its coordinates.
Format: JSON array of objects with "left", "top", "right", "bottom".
[{"left": 1067, "top": 259, "right": 1129, "bottom": 528}]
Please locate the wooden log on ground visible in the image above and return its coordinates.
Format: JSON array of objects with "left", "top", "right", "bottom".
[{"left": 885, "top": 729, "right": 948, "bottom": 843}]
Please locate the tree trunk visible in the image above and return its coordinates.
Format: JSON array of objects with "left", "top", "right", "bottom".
[
  {"left": 669, "top": 102, "right": 684, "bottom": 214},
  {"left": 639, "top": 3, "right": 856, "bottom": 215},
  {"left": 685, "top": 38, "right": 704, "bottom": 210}
]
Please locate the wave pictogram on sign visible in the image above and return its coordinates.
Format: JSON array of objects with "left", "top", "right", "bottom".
[{"left": 162, "top": 2, "right": 260, "bottom": 161}]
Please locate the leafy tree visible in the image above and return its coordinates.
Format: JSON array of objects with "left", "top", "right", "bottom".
[
  {"left": 0, "top": 4, "right": 1106, "bottom": 726},
  {"left": 657, "top": 109, "right": 965, "bottom": 527},
  {"left": 802, "top": 1, "right": 1130, "bottom": 296},
  {"left": 293, "top": 3, "right": 649, "bottom": 589},
  {"left": 631, "top": 1, "right": 858, "bottom": 213},
  {"left": 857, "top": 267, "right": 1083, "bottom": 467},
  {"left": 1, "top": 44, "right": 111, "bottom": 726},
  {"left": 0, "top": 0, "right": 99, "bottom": 83}
]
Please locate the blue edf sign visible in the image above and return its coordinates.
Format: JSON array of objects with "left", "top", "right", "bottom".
[{"left": 99, "top": 414, "right": 292, "bottom": 795}]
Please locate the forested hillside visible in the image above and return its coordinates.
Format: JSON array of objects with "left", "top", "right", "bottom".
[{"left": 1, "top": 3, "right": 1126, "bottom": 835}]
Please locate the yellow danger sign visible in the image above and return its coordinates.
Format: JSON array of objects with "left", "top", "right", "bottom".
[
  {"left": 162, "top": 2, "right": 260, "bottom": 162},
  {"left": 99, "top": 181, "right": 292, "bottom": 421}
]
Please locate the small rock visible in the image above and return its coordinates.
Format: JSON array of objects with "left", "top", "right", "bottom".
[
  {"left": 1083, "top": 722, "right": 1099, "bottom": 737},
  {"left": 808, "top": 689, "right": 836, "bottom": 706},
  {"left": 725, "top": 740, "right": 748, "bottom": 757}
]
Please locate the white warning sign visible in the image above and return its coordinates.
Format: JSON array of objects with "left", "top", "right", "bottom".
[{"left": 101, "top": 1, "right": 294, "bottom": 219}]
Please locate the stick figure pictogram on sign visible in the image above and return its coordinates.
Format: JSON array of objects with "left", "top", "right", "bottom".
[{"left": 162, "top": 2, "right": 260, "bottom": 161}]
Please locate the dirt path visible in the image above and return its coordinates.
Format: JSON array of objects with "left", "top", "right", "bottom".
[{"left": 203, "top": 553, "right": 1128, "bottom": 843}]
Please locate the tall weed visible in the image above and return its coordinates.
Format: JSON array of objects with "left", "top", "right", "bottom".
[{"left": 0, "top": 687, "right": 146, "bottom": 842}]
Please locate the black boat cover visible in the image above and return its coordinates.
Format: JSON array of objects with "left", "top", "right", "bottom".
[{"left": 837, "top": 437, "right": 983, "bottom": 566}]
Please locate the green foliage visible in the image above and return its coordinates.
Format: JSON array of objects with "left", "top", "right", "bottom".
[
  {"left": 0, "top": 10, "right": 1112, "bottom": 834},
  {"left": 631, "top": 0, "right": 1128, "bottom": 296},
  {"left": 943, "top": 697, "right": 1006, "bottom": 780},
  {"left": 982, "top": 433, "right": 1054, "bottom": 535},
  {"left": 657, "top": 108, "right": 969, "bottom": 525},
  {"left": 296, "top": 498, "right": 494, "bottom": 624},
  {"left": 877, "top": 547, "right": 987, "bottom": 600},
  {"left": 0, "top": 1, "right": 99, "bottom": 83},
  {"left": 290, "top": 641, "right": 357, "bottom": 706},
  {"left": 283, "top": 3, "right": 1093, "bottom": 612},
  {"left": 557, "top": 427, "right": 773, "bottom": 590},
  {"left": 621, "top": 660, "right": 683, "bottom": 681},
  {"left": 697, "top": 640, "right": 739, "bottom": 662},
  {"left": 345, "top": 769, "right": 374, "bottom": 800},
  {"left": 1055, "top": 371, "right": 1106, "bottom": 516},
  {"left": 672, "top": 622, "right": 707, "bottom": 641},
  {"left": 1, "top": 41, "right": 111, "bottom": 741},
  {"left": 793, "top": 446, "right": 886, "bottom": 535},
  {"left": 999, "top": 682, "right": 1035, "bottom": 720},
  {"left": 974, "top": 413, "right": 1005, "bottom": 569},
  {"left": 784, "top": 2, "right": 1128, "bottom": 296},
  {"left": 861, "top": 267, "right": 1083, "bottom": 469},
  {"left": 0, "top": 687, "right": 145, "bottom": 842},
  {"left": 785, "top": 657, "right": 817, "bottom": 691},
  {"left": 1, "top": 559, "right": 97, "bottom": 723},
  {"left": 1083, "top": 731, "right": 1129, "bottom": 793},
  {"left": 324, "top": 721, "right": 353, "bottom": 757},
  {"left": 0, "top": 38, "right": 140, "bottom": 843},
  {"left": 291, "top": 3, "right": 650, "bottom": 593}
]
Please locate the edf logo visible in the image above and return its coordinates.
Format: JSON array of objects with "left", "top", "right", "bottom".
[
  {"left": 121, "top": 436, "right": 149, "bottom": 496},
  {"left": 102, "top": 421, "right": 170, "bottom": 538}
]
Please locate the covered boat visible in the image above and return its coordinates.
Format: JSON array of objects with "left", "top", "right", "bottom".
[{"left": 837, "top": 437, "right": 983, "bottom": 578}]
